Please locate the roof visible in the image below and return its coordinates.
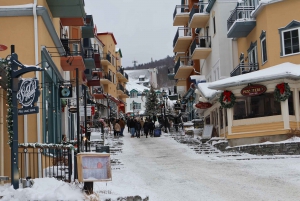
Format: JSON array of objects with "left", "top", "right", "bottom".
[
  {"left": 97, "top": 32, "right": 117, "bottom": 45},
  {"left": 95, "top": 35, "right": 105, "bottom": 47},
  {"left": 208, "top": 62, "right": 300, "bottom": 90},
  {"left": 196, "top": 82, "right": 221, "bottom": 101},
  {"left": 115, "top": 48, "right": 122, "bottom": 58}
]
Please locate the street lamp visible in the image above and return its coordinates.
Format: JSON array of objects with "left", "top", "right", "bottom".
[
  {"left": 162, "top": 90, "right": 168, "bottom": 133},
  {"left": 132, "top": 100, "right": 136, "bottom": 118}
]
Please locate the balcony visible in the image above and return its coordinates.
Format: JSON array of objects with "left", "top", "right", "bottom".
[
  {"left": 117, "top": 67, "right": 128, "bottom": 82},
  {"left": 100, "top": 53, "right": 112, "bottom": 67},
  {"left": 174, "top": 52, "right": 185, "bottom": 62},
  {"left": 174, "top": 57, "right": 193, "bottom": 79},
  {"left": 93, "top": 87, "right": 106, "bottom": 99},
  {"left": 82, "top": 15, "right": 94, "bottom": 38},
  {"left": 227, "top": 5, "right": 256, "bottom": 38},
  {"left": 100, "top": 73, "right": 113, "bottom": 84},
  {"left": 60, "top": 39, "right": 85, "bottom": 71},
  {"left": 189, "top": 2, "right": 209, "bottom": 28},
  {"left": 120, "top": 89, "right": 129, "bottom": 98},
  {"left": 168, "top": 68, "right": 175, "bottom": 80},
  {"left": 87, "top": 71, "right": 101, "bottom": 86},
  {"left": 93, "top": 44, "right": 101, "bottom": 68},
  {"left": 117, "top": 84, "right": 125, "bottom": 95},
  {"left": 230, "top": 63, "right": 259, "bottom": 77},
  {"left": 173, "top": 5, "right": 189, "bottom": 26},
  {"left": 173, "top": 27, "right": 192, "bottom": 52},
  {"left": 190, "top": 36, "right": 212, "bottom": 60},
  {"left": 46, "top": 0, "right": 85, "bottom": 18}
]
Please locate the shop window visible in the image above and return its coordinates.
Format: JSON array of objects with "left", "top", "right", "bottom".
[
  {"left": 233, "top": 93, "right": 281, "bottom": 120},
  {"left": 205, "top": 116, "right": 210, "bottom": 124},
  {"left": 225, "top": 108, "right": 228, "bottom": 126},
  {"left": 288, "top": 92, "right": 294, "bottom": 115}
]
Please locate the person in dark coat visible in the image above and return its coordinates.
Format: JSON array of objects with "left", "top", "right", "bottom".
[
  {"left": 135, "top": 119, "right": 141, "bottom": 138},
  {"left": 127, "top": 118, "right": 131, "bottom": 132},
  {"left": 143, "top": 119, "right": 149, "bottom": 138},
  {"left": 129, "top": 118, "right": 136, "bottom": 138},
  {"left": 148, "top": 120, "right": 155, "bottom": 137}
]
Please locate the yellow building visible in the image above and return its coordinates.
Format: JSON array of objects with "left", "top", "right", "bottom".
[{"left": 207, "top": 0, "right": 300, "bottom": 146}]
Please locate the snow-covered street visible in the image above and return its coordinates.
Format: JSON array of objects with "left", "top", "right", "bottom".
[
  {"left": 95, "top": 130, "right": 300, "bottom": 201},
  {"left": 1, "top": 130, "right": 300, "bottom": 201}
]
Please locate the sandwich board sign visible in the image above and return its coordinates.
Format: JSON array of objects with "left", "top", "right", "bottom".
[{"left": 202, "top": 124, "right": 213, "bottom": 140}]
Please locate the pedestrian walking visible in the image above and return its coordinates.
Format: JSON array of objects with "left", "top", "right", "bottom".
[
  {"left": 140, "top": 118, "right": 145, "bottom": 136},
  {"left": 114, "top": 120, "right": 121, "bottom": 137},
  {"left": 129, "top": 118, "right": 136, "bottom": 138},
  {"left": 143, "top": 119, "right": 149, "bottom": 138},
  {"left": 135, "top": 119, "right": 141, "bottom": 138},
  {"left": 119, "top": 118, "right": 125, "bottom": 136},
  {"left": 86, "top": 124, "right": 91, "bottom": 141},
  {"left": 127, "top": 118, "right": 130, "bottom": 132},
  {"left": 149, "top": 120, "right": 154, "bottom": 137}
]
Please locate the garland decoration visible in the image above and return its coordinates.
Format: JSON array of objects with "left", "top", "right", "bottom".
[
  {"left": 18, "top": 142, "right": 74, "bottom": 150},
  {"left": 274, "top": 82, "right": 291, "bottom": 102},
  {"left": 219, "top": 90, "right": 236, "bottom": 108},
  {"left": 1, "top": 58, "right": 13, "bottom": 146}
]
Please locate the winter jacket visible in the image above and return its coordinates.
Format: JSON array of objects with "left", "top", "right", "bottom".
[
  {"left": 135, "top": 121, "right": 141, "bottom": 130},
  {"left": 143, "top": 121, "right": 149, "bottom": 132},
  {"left": 148, "top": 121, "right": 155, "bottom": 130},
  {"left": 140, "top": 120, "right": 145, "bottom": 128},
  {"left": 129, "top": 119, "right": 135, "bottom": 128},
  {"left": 119, "top": 119, "right": 125, "bottom": 128},
  {"left": 114, "top": 123, "right": 121, "bottom": 132}
]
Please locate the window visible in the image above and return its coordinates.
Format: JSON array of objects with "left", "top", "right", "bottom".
[
  {"left": 279, "top": 21, "right": 300, "bottom": 56},
  {"left": 288, "top": 92, "right": 294, "bottom": 115},
  {"left": 213, "top": 16, "right": 216, "bottom": 34},
  {"left": 282, "top": 29, "right": 299, "bottom": 55},
  {"left": 219, "top": 107, "right": 223, "bottom": 129},
  {"left": 261, "top": 39, "right": 267, "bottom": 63},
  {"left": 130, "top": 92, "right": 137, "bottom": 98},
  {"left": 233, "top": 93, "right": 281, "bottom": 120},
  {"left": 248, "top": 42, "right": 258, "bottom": 63}
]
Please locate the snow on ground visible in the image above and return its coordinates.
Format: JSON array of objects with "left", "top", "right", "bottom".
[{"left": 1, "top": 130, "right": 300, "bottom": 200}]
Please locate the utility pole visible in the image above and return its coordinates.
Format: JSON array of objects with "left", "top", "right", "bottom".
[{"left": 132, "top": 60, "right": 138, "bottom": 70}]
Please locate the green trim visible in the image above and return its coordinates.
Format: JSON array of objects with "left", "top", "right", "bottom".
[
  {"left": 118, "top": 49, "right": 123, "bottom": 58},
  {"left": 206, "top": 0, "right": 216, "bottom": 13}
]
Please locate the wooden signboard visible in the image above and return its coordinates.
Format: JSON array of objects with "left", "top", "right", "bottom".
[
  {"left": 77, "top": 153, "right": 112, "bottom": 182},
  {"left": 202, "top": 124, "right": 214, "bottom": 139},
  {"left": 241, "top": 84, "right": 266, "bottom": 96}
]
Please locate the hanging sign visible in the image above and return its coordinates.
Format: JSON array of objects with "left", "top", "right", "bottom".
[
  {"left": 17, "top": 78, "right": 40, "bottom": 115},
  {"left": 241, "top": 84, "right": 267, "bottom": 96},
  {"left": 0, "top": 44, "right": 7, "bottom": 51},
  {"left": 195, "top": 101, "right": 212, "bottom": 109}
]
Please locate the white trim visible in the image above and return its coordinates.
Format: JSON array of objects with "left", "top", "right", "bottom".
[{"left": 260, "top": 37, "right": 267, "bottom": 64}]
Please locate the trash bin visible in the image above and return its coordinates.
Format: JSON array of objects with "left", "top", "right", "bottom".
[
  {"left": 154, "top": 128, "right": 161, "bottom": 137},
  {"left": 96, "top": 145, "right": 110, "bottom": 153}
]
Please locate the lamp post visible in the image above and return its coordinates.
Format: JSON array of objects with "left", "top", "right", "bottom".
[
  {"left": 162, "top": 90, "right": 168, "bottom": 133},
  {"left": 132, "top": 100, "right": 136, "bottom": 118}
]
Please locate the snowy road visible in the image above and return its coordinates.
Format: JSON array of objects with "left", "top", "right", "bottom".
[{"left": 95, "top": 131, "right": 300, "bottom": 201}]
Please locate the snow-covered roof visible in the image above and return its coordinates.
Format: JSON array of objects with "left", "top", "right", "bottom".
[
  {"left": 126, "top": 81, "right": 149, "bottom": 93},
  {"left": 139, "top": 75, "right": 145, "bottom": 78},
  {"left": 197, "top": 83, "right": 221, "bottom": 101},
  {"left": 208, "top": 62, "right": 300, "bottom": 90}
]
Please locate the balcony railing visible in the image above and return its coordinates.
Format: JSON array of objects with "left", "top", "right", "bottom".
[
  {"left": 124, "top": 89, "right": 130, "bottom": 96},
  {"left": 173, "top": 27, "right": 192, "bottom": 48},
  {"left": 190, "top": 36, "right": 211, "bottom": 54},
  {"left": 189, "top": 2, "right": 208, "bottom": 23},
  {"left": 118, "top": 66, "right": 124, "bottom": 75},
  {"left": 83, "top": 46, "right": 94, "bottom": 59},
  {"left": 100, "top": 53, "right": 111, "bottom": 63},
  {"left": 61, "top": 39, "right": 84, "bottom": 57},
  {"left": 230, "top": 62, "right": 259, "bottom": 77},
  {"left": 173, "top": 5, "right": 189, "bottom": 19},
  {"left": 117, "top": 84, "right": 125, "bottom": 92},
  {"left": 92, "top": 44, "right": 100, "bottom": 53},
  {"left": 174, "top": 56, "right": 192, "bottom": 75},
  {"left": 124, "top": 72, "right": 128, "bottom": 80},
  {"left": 101, "top": 73, "right": 113, "bottom": 82},
  {"left": 227, "top": 6, "right": 255, "bottom": 31}
]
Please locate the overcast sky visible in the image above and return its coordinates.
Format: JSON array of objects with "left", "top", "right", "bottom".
[{"left": 85, "top": 0, "right": 177, "bottom": 68}]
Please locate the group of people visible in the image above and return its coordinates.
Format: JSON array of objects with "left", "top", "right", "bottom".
[
  {"left": 126, "top": 117, "right": 156, "bottom": 138},
  {"left": 111, "top": 118, "right": 126, "bottom": 137}
]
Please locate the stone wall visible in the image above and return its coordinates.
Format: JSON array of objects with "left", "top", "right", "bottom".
[{"left": 212, "top": 141, "right": 300, "bottom": 155}]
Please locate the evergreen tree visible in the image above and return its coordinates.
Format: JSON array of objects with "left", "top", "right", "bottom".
[{"left": 144, "top": 85, "right": 160, "bottom": 119}]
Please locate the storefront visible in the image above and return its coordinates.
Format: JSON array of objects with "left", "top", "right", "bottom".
[{"left": 208, "top": 62, "right": 300, "bottom": 146}]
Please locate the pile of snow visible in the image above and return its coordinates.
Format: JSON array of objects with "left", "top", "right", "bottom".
[{"left": 0, "top": 178, "right": 85, "bottom": 201}]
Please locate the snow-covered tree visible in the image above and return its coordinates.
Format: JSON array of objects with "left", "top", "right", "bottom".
[{"left": 144, "top": 85, "right": 160, "bottom": 120}]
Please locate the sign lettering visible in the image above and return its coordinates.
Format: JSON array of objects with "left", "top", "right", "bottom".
[{"left": 241, "top": 84, "right": 267, "bottom": 96}]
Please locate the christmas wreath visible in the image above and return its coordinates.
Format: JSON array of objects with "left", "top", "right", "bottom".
[
  {"left": 274, "top": 82, "right": 291, "bottom": 102},
  {"left": 219, "top": 90, "right": 236, "bottom": 108}
]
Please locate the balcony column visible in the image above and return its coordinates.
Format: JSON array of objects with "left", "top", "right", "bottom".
[
  {"left": 281, "top": 99, "right": 289, "bottom": 129},
  {"left": 294, "top": 88, "right": 300, "bottom": 128},
  {"left": 227, "top": 108, "right": 233, "bottom": 135}
]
